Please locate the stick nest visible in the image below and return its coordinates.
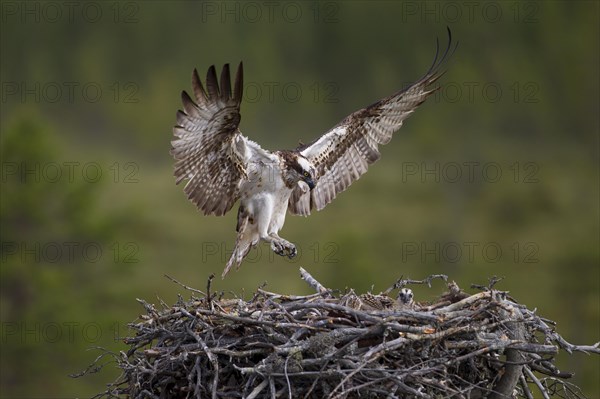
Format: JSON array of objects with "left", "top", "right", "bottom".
[{"left": 90, "top": 270, "right": 599, "bottom": 398}]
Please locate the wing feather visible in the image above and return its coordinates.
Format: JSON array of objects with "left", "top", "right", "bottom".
[
  {"left": 205, "top": 65, "right": 220, "bottom": 101},
  {"left": 191, "top": 68, "right": 209, "bottom": 106},
  {"left": 171, "top": 62, "right": 270, "bottom": 216},
  {"left": 289, "top": 29, "right": 457, "bottom": 216},
  {"left": 220, "top": 63, "right": 231, "bottom": 101}
]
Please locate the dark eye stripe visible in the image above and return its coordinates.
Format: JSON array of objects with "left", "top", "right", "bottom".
[{"left": 292, "top": 161, "right": 304, "bottom": 174}]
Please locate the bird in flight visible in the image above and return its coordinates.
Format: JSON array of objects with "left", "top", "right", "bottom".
[{"left": 171, "top": 30, "right": 456, "bottom": 277}]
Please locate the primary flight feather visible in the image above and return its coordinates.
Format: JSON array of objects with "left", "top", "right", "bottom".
[{"left": 171, "top": 29, "right": 457, "bottom": 277}]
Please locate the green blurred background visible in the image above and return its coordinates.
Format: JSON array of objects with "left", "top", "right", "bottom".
[{"left": 1, "top": 1, "right": 598, "bottom": 397}]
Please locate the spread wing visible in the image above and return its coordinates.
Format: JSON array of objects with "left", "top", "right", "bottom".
[
  {"left": 171, "top": 62, "right": 270, "bottom": 216},
  {"left": 289, "top": 29, "right": 457, "bottom": 216}
]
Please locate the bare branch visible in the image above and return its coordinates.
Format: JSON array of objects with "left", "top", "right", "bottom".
[
  {"left": 299, "top": 267, "right": 331, "bottom": 297},
  {"left": 87, "top": 274, "right": 599, "bottom": 398},
  {"left": 164, "top": 274, "right": 206, "bottom": 296}
]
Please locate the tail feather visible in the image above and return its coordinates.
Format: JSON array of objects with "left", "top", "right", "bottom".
[
  {"left": 222, "top": 215, "right": 257, "bottom": 278},
  {"left": 222, "top": 238, "right": 252, "bottom": 278}
]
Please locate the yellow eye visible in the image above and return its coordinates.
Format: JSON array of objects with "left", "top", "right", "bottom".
[{"left": 303, "top": 171, "right": 309, "bottom": 177}]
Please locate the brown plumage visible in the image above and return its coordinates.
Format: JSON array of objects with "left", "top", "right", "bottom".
[
  {"left": 289, "top": 28, "right": 457, "bottom": 215},
  {"left": 170, "top": 29, "right": 457, "bottom": 276},
  {"left": 171, "top": 63, "right": 245, "bottom": 216}
]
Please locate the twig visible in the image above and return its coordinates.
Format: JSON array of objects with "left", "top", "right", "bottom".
[
  {"left": 206, "top": 273, "right": 215, "bottom": 311},
  {"left": 88, "top": 274, "right": 599, "bottom": 399},
  {"left": 519, "top": 374, "right": 535, "bottom": 399},
  {"left": 246, "top": 379, "right": 268, "bottom": 399},
  {"left": 384, "top": 274, "right": 448, "bottom": 294},
  {"left": 164, "top": 274, "right": 206, "bottom": 296},
  {"left": 524, "top": 365, "right": 550, "bottom": 399},
  {"left": 299, "top": 267, "right": 331, "bottom": 297}
]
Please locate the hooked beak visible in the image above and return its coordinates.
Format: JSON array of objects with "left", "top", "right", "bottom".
[{"left": 304, "top": 177, "right": 315, "bottom": 190}]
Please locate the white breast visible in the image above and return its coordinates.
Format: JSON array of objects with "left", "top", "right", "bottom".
[{"left": 238, "top": 160, "right": 293, "bottom": 236}]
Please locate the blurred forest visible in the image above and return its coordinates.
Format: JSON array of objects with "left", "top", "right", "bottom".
[{"left": 1, "top": 1, "right": 598, "bottom": 397}]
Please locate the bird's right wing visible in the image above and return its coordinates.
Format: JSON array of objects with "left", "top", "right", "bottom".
[{"left": 171, "top": 63, "right": 271, "bottom": 216}]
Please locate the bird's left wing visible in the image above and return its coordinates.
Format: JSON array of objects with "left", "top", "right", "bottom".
[{"left": 289, "top": 29, "right": 457, "bottom": 216}]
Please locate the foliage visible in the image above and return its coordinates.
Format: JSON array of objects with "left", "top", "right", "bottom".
[{"left": 1, "top": 1, "right": 598, "bottom": 397}]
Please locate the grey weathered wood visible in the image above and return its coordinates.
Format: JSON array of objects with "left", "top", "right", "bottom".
[{"left": 85, "top": 272, "right": 598, "bottom": 399}]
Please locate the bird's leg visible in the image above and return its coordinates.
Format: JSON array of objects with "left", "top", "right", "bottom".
[{"left": 266, "top": 233, "right": 297, "bottom": 259}]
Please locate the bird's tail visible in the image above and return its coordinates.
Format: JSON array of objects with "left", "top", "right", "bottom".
[{"left": 222, "top": 216, "right": 257, "bottom": 278}]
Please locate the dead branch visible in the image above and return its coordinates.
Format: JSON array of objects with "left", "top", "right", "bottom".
[{"left": 86, "top": 271, "right": 598, "bottom": 399}]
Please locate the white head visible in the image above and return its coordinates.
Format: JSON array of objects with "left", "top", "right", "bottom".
[
  {"left": 398, "top": 288, "right": 414, "bottom": 305},
  {"left": 283, "top": 152, "right": 316, "bottom": 190}
]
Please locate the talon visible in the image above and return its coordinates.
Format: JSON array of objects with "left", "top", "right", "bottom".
[
  {"left": 271, "top": 241, "right": 285, "bottom": 257},
  {"left": 288, "top": 246, "right": 297, "bottom": 259},
  {"left": 271, "top": 238, "right": 297, "bottom": 258}
]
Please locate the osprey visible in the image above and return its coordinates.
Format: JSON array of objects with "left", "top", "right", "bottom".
[{"left": 171, "top": 31, "right": 456, "bottom": 277}]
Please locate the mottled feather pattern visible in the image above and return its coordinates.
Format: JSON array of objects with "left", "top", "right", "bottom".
[
  {"left": 171, "top": 62, "right": 252, "bottom": 216},
  {"left": 170, "top": 31, "right": 456, "bottom": 274},
  {"left": 289, "top": 29, "right": 456, "bottom": 215}
]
